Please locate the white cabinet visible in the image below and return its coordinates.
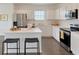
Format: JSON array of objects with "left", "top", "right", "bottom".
[
  {"left": 71, "top": 32, "right": 79, "bottom": 55},
  {"left": 55, "top": 9, "right": 60, "bottom": 19},
  {"left": 60, "top": 8, "right": 67, "bottom": 19},
  {"left": 52, "top": 26, "right": 60, "bottom": 42},
  {"left": 55, "top": 8, "right": 66, "bottom": 20}
]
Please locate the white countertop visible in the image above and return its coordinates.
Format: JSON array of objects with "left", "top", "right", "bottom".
[
  {"left": 0, "top": 29, "right": 7, "bottom": 36},
  {"left": 0, "top": 27, "right": 42, "bottom": 35},
  {"left": 71, "top": 31, "right": 79, "bottom": 36}
]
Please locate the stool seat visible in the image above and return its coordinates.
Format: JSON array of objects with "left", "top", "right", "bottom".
[
  {"left": 25, "top": 38, "right": 39, "bottom": 43},
  {"left": 3, "top": 39, "right": 19, "bottom": 43}
]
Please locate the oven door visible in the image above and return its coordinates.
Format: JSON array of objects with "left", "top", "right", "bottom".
[
  {"left": 60, "top": 30, "right": 70, "bottom": 47},
  {"left": 64, "top": 31, "right": 70, "bottom": 47}
]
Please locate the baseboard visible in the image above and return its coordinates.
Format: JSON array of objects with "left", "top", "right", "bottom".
[{"left": 51, "top": 36, "right": 60, "bottom": 44}]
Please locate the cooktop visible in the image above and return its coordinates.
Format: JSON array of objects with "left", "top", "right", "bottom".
[{"left": 60, "top": 27, "right": 79, "bottom": 31}]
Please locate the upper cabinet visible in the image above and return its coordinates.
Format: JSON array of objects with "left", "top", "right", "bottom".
[
  {"left": 59, "top": 8, "right": 66, "bottom": 20},
  {"left": 55, "top": 9, "right": 60, "bottom": 19},
  {"left": 54, "top": 8, "right": 68, "bottom": 20}
]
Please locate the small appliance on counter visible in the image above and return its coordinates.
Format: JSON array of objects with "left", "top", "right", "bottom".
[
  {"left": 10, "top": 21, "right": 21, "bottom": 31},
  {"left": 13, "top": 21, "right": 17, "bottom": 28}
]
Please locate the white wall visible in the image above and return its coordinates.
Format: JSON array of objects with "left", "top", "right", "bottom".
[
  {"left": 14, "top": 3, "right": 57, "bottom": 36},
  {"left": 0, "top": 3, "right": 13, "bottom": 30}
]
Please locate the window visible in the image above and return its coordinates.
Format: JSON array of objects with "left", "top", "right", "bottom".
[{"left": 34, "top": 10, "right": 45, "bottom": 20}]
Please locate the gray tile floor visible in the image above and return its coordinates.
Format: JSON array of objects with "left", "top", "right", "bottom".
[
  {"left": 0, "top": 37, "right": 72, "bottom": 55},
  {"left": 42, "top": 37, "right": 72, "bottom": 55}
]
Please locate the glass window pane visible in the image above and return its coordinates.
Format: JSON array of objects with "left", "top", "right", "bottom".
[{"left": 34, "top": 10, "right": 45, "bottom": 20}]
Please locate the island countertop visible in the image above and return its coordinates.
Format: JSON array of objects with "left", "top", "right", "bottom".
[
  {"left": 6, "top": 27, "right": 42, "bottom": 33},
  {"left": 0, "top": 27, "right": 42, "bottom": 35}
]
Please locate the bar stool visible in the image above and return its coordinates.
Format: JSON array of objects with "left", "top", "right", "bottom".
[
  {"left": 24, "top": 38, "right": 39, "bottom": 55},
  {"left": 2, "top": 38, "right": 20, "bottom": 55}
]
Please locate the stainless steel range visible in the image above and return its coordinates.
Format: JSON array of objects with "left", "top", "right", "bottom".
[
  {"left": 60, "top": 24, "right": 79, "bottom": 52},
  {"left": 60, "top": 28, "right": 71, "bottom": 52}
]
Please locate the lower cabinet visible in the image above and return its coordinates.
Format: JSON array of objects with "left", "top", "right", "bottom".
[{"left": 52, "top": 26, "right": 60, "bottom": 42}]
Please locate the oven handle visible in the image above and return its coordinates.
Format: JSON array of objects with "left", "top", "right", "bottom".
[{"left": 60, "top": 31, "right": 64, "bottom": 39}]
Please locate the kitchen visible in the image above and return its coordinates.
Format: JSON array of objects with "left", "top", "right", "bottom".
[{"left": 0, "top": 3, "right": 79, "bottom": 55}]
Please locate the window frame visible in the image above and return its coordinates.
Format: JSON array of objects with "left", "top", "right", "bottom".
[{"left": 34, "top": 10, "right": 46, "bottom": 20}]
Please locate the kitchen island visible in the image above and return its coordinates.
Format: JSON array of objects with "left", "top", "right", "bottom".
[{"left": 3, "top": 27, "right": 42, "bottom": 54}]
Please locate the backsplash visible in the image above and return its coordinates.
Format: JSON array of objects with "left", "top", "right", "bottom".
[{"left": 59, "top": 20, "right": 79, "bottom": 28}]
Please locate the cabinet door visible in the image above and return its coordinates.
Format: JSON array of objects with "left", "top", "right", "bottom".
[
  {"left": 52, "top": 27, "right": 60, "bottom": 42},
  {"left": 55, "top": 28, "right": 60, "bottom": 42},
  {"left": 55, "top": 9, "right": 60, "bottom": 19},
  {"left": 59, "top": 7, "right": 68, "bottom": 20}
]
